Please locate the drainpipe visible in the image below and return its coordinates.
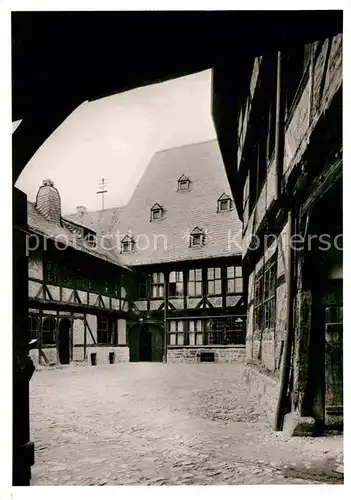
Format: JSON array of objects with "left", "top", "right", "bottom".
[
  {"left": 273, "top": 49, "right": 296, "bottom": 431},
  {"left": 275, "top": 51, "right": 285, "bottom": 198},
  {"left": 274, "top": 209, "right": 296, "bottom": 431},
  {"left": 163, "top": 271, "right": 169, "bottom": 363}
]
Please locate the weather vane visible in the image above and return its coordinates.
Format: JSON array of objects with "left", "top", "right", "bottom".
[{"left": 96, "top": 178, "right": 108, "bottom": 211}]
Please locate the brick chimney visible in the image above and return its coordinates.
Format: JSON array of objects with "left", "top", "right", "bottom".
[
  {"left": 77, "top": 205, "right": 87, "bottom": 216},
  {"left": 35, "top": 179, "right": 61, "bottom": 224}
]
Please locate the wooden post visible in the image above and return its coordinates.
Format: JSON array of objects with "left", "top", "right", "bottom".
[
  {"left": 163, "top": 271, "right": 169, "bottom": 363},
  {"left": 275, "top": 51, "right": 286, "bottom": 198}
]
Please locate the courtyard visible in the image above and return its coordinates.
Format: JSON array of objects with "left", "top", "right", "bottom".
[{"left": 30, "top": 362, "right": 343, "bottom": 486}]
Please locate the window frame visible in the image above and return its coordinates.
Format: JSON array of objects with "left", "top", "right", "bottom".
[
  {"left": 42, "top": 317, "right": 56, "bottom": 346},
  {"left": 217, "top": 193, "right": 233, "bottom": 212},
  {"left": 169, "top": 319, "right": 184, "bottom": 346},
  {"left": 151, "top": 272, "right": 165, "bottom": 298},
  {"left": 121, "top": 235, "right": 135, "bottom": 253},
  {"left": 188, "top": 319, "right": 203, "bottom": 346},
  {"left": 169, "top": 271, "right": 184, "bottom": 297},
  {"left": 177, "top": 175, "right": 191, "bottom": 192},
  {"left": 226, "top": 266, "right": 243, "bottom": 295},
  {"left": 189, "top": 227, "right": 205, "bottom": 247},
  {"left": 207, "top": 267, "right": 222, "bottom": 296},
  {"left": 188, "top": 269, "right": 203, "bottom": 297},
  {"left": 97, "top": 316, "right": 114, "bottom": 345},
  {"left": 29, "top": 315, "right": 39, "bottom": 341},
  {"left": 254, "top": 260, "right": 276, "bottom": 331},
  {"left": 206, "top": 317, "right": 246, "bottom": 345}
]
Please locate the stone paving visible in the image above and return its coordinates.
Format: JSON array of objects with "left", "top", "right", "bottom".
[{"left": 30, "top": 363, "right": 343, "bottom": 485}]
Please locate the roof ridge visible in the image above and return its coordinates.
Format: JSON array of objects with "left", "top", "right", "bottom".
[{"left": 152, "top": 138, "right": 217, "bottom": 156}]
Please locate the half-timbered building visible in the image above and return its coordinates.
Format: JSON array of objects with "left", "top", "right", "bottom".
[
  {"left": 212, "top": 34, "right": 342, "bottom": 432},
  {"left": 27, "top": 179, "right": 134, "bottom": 366},
  {"left": 67, "top": 140, "right": 246, "bottom": 363}
]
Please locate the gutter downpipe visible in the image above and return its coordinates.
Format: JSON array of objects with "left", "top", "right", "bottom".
[
  {"left": 274, "top": 209, "right": 296, "bottom": 431},
  {"left": 273, "top": 50, "right": 296, "bottom": 431}
]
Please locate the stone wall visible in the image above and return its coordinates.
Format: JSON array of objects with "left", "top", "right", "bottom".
[
  {"left": 242, "top": 364, "right": 280, "bottom": 426},
  {"left": 167, "top": 346, "right": 245, "bottom": 363},
  {"left": 86, "top": 346, "right": 129, "bottom": 365}
]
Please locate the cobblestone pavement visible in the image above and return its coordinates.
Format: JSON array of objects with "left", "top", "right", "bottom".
[{"left": 30, "top": 363, "right": 343, "bottom": 485}]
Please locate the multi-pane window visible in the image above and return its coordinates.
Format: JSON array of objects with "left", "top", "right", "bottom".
[
  {"left": 28, "top": 316, "right": 39, "bottom": 341},
  {"left": 190, "top": 227, "right": 205, "bottom": 247},
  {"left": 189, "top": 320, "right": 203, "bottom": 345},
  {"left": 42, "top": 317, "right": 56, "bottom": 345},
  {"left": 97, "top": 316, "right": 114, "bottom": 344},
  {"left": 226, "top": 266, "right": 243, "bottom": 294},
  {"left": 121, "top": 235, "right": 135, "bottom": 253},
  {"left": 138, "top": 279, "right": 148, "bottom": 299},
  {"left": 152, "top": 272, "right": 164, "bottom": 298},
  {"left": 150, "top": 203, "right": 163, "bottom": 221},
  {"left": 207, "top": 268, "right": 222, "bottom": 295},
  {"left": 188, "top": 269, "right": 202, "bottom": 296},
  {"left": 169, "top": 320, "right": 184, "bottom": 345},
  {"left": 254, "top": 261, "right": 276, "bottom": 330},
  {"left": 177, "top": 175, "right": 190, "bottom": 191},
  {"left": 169, "top": 271, "right": 184, "bottom": 297},
  {"left": 217, "top": 193, "right": 233, "bottom": 212},
  {"left": 207, "top": 317, "right": 246, "bottom": 345}
]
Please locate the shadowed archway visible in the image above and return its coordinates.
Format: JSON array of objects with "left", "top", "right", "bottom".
[{"left": 129, "top": 323, "right": 164, "bottom": 362}]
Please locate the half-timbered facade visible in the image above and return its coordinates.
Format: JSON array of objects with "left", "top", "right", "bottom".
[
  {"left": 27, "top": 180, "right": 134, "bottom": 366},
  {"left": 213, "top": 34, "right": 342, "bottom": 432},
  {"left": 67, "top": 140, "right": 246, "bottom": 363}
]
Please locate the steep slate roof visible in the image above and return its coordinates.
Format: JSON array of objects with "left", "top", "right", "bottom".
[
  {"left": 27, "top": 201, "right": 130, "bottom": 270},
  {"left": 65, "top": 206, "right": 125, "bottom": 235},
  {"left": 109, "top": 139, "right": 242, "bottom": 266}
]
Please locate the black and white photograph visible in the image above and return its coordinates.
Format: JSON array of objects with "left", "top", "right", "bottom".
[{"left": 4, "top": 4, "right": 346, "bottom": 494}]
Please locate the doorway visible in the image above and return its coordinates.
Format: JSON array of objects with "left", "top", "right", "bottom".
[
  {"left": 129, "top": 323, "right": 164, "bottom": 362},
  {"left": 59, "top": 318, "right": 71, "bottom": 364}
]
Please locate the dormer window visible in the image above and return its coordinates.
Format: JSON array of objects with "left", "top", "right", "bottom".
[
  {"left": 83, "top": 228, "right": 96, "bottom": 247},
  {"left": 150, "top": 203, "right": 164, "bottom": 221},
  {"left": 177, "top": 174, "right": 190, "bottom": 191},
  {"left": 217, "top": 193, "right": 233, "bottom": 212},
  {"left": 121, "top": 234, "right": 135, "bottom": 253},
  {"left": 190, "top": 227, "right": 205, "bottom": 247}
]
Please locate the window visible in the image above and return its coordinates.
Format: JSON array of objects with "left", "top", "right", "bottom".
[
  {"left": 29, "top": 316, "right": 39, "bottom": 341},
  {"left": 217, "top": 193, "right": 233, "bottom": 212},
  {"left": 169, "top": 271, "right": 184, "bottom": 297},
  {"left": 254, "top": 261, "right": 276, "bottom": 330},
  {"left": 220, "top": 200, "right": 229, "bottom": 211},
  {"left": 190, "top": 227, "right": 205, "bottom": 247},
  {"left": 169, "top": 320, "right": 184, "bottom": 345},
  {"left": 285, "top": 45, "right": 311, "bottom": 120},
  {"left": 152, "top": 272, "right": 164, "bottom": 298},
  {"left": 207, "top": 317, "right": 246, "bottom": 345},
  {"left": 226, "top": 266, "right": 243, "bottom": 294},
  {"left": 189, "top": 320, "right": 203, "bottom": 345},
  {"left": 121, "top": 235, "right": 135, "bottom": 253},
  {"left": 177, "top": 174, "right": 190, "bottom": 191},
  {"left": 207, "top": 267, "right": 222, "bottom": 295},
  {"left": 42, "top": 317, "right": 56, "bottom": 345},
  {"left": 188, "top": 269, "right": 202, "bottom": 296},
  {"left": 138, "top": 279, "right": 148, "bottom": 299},
  {"left": 97, "top": 316, "right": 114, "bottom": 344},
  {"left": 84, "top": 229, "right": 96, "bottom": 247},
  {"left": 150, "top": 203, "right": 164, "bottom": 221}
]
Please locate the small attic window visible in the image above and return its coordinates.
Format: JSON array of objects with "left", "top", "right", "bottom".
[
  {"left": 84, "top": 229, "right": 96, "bottom": 247},
  {"left": 217, "top": 193, "right": 233, "bottom": 212},
  {"left": 121, "top": 235, "right": 135, "bottom": 253},
  {"left": 177, "top": 174, "right": 190, "bottom": 191},
  {"left": 150, "top": 203, "right": 164, "bottom": 221},
  {"left": 190, "top": 227, "right": 205, "bottom": 247}
]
